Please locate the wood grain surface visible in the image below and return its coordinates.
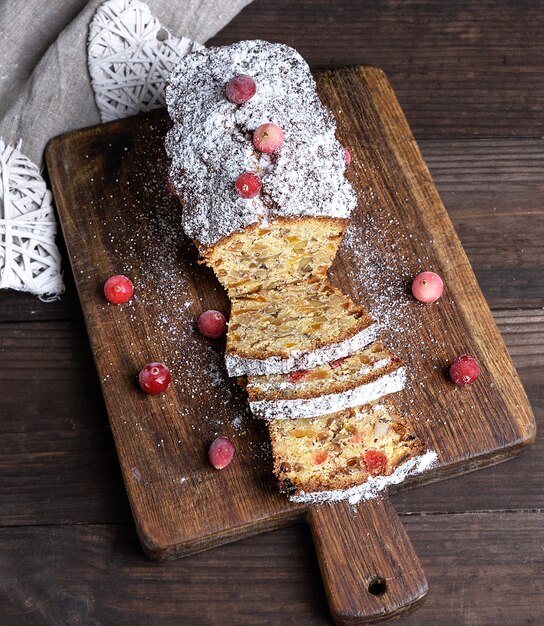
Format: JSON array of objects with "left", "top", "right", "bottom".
[
  {"left": 44, "top": 64, "right": 534, "bottom": 623},
  {"left": 2, "top": 1, "right": 543, "bottom": 624},
  {"left": 3, "top": 513, "right": 543, "bottom": 625},
  {"left": 308, "top": 497, "right": 428, "bottom": 624}
]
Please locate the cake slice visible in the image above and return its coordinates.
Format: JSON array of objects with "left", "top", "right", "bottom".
[
  {"left": 225, "top": 281, "right": 377, "bottom": 377},
  {"left": 268, "top": 403, "right": 426, "bottom": 499},
  {"left": 201, "top": 216, "right": 348, "bottom": 298},
  {"left": 245, "top": 340, "right": 405, "bottom": 420}
]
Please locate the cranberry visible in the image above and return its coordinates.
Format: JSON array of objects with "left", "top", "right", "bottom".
[
  {"left": 363, "top": 449, "right": 388, "bottom": 476},
  {"left": 450, "top": 355, "right": 480, "bottom": 386},
  {"left": 139, "top": 362, "right": 171, "bottom": 395},
  {"left": 411, "top": 271, "right": 444, "bottom": 303},
  {"left": 209, "top": 437, "right": 235, "bottom": 469},
  {"left": 235, "top": 172, "right": 262, "bottom": 199},
  {"left": 344, "top": 147, "right": 351, "bottom": 166},
  {"left": 225, "top": 75, "right": 256, "bottom": 104},
  {"left": 288, "top": 369, "right": 308, "bottom": 382},
  {"left": 330, "top": 356, "right": 348, "bottom": 370},
  {"left": 253, "top": 123, "right": 284, "bottom": 153},
  {"left": 197, "top": 310, "right": 227, "bottom": 338},
  {"left": 103, "top": 275, "right": 133, "bottom": 304}
]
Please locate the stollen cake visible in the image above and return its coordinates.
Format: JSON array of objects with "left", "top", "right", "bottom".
[
  {"left": 268, "top": 403, "right": 427, "bottom": 501},
  {"left": 246, "top": 341, "right": 406, "bottom": 420},
  {"left": 165, "top": 40, "right": 435, "bottom": 502},
  {"left": 165, "top": 40, "right": 370, "bottom": 376}
]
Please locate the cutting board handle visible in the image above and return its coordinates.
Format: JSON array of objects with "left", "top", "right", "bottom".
[{"left": 307, "top": 494, "right": 428, "bottom": 624}]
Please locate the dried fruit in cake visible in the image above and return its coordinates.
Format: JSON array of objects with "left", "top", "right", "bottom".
[
  {"left": 268, "top": 403, "right": 424, "bottom": 496},
  {"left": 288, "top": 370, "right": 309, "bottom": 382},
  {"left": 363, "top": 449, "right": 388, "bottom": 476}
]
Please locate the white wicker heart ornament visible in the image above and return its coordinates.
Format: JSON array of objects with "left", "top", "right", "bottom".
[
  {"left": 88, "top": 0, "right": 203, "bottom": 122},
  {"left": 0, "top": 140, "right": 64, "bottom": 300}
]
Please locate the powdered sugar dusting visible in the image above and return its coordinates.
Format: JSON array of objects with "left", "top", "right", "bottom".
[
  {"left": 85, "top": 125, "right": 257, "bottom": 455},
  {"left": 251, "top": 366, "right": 406, "bottom": 420},
  {"left": 290, "top": 450, "right": 438, "bottom": 505},
  {"left": 225, "top": 321, "right": 378, "bottom": 377},
  {"left": 165, "top": 40, "right": 356, "bottom": 246},
  {"left": 336, "top": 188, "right": 453, "bottom": 425}
]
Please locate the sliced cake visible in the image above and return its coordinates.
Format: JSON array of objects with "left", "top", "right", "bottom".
[
  {"left": 165, "top": 40, "right": 436, "bottom": 504},
  {"left": 268, "top": 403, "right": 425, "bottom": 499},
  {"left": 225, "top": 281, "right": 377, "bottom": 377},
  {"left": 246, "top": 341, "right": 406, "bottom": 420},
  {"left": 201, "top": 216, "right": 347, "bottom": 298}
]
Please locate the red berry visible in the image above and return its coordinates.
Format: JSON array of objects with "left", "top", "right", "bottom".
[
  {"left": 253, "top": 123, "right": 284, "bottom": 153},
  {"left": 198, "top": 310, "right": 227, "bottom": 338},
  {"left": 362, "top": 449, "right": 388, "bottom": 476},
  {"left": 288, "top": 369, "right": 309, "bottom": 382},
  {"left": 226, "top": 74, "right": 256, "bottom": 104},
  {"left": 138, "top": 362, "right": 171, "bottom": 395},
  {"left": 450, "top": 355, "right": 480, "bottom": 386},
  {"left": 344, "top": 147, "right": 351, "bottom": 166},
  {"left": 330, "top": 356, "right": 348, "bottom": 370},
  {"left": 209, "top": 437, "right": 235, "bottom": 469},
  {"left": 411, "top": 271, "right": 444, "bottom": 303},
  {"left": 313, "top": 451, "right": 328, "bottom": 465},
  {"left": 235, "top": 172, "right": 262, "bottom": 199},
  {"left": 103, "top": 275, "right": 133, "bottom": 304}
]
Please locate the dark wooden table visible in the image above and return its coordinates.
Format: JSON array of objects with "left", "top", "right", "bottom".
[{"left": 1, "top": 1, "right": 542, "bottom": 624}]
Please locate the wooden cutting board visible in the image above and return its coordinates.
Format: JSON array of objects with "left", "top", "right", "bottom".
[{"left": 46, "top": 66, "right": 535, "bottom": 625}]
